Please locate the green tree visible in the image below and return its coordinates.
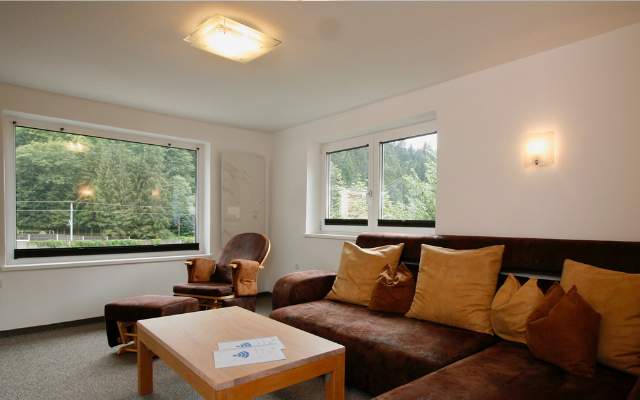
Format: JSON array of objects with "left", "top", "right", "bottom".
[{"left": 14, "top": 126, "right": 197, "bottom": 246}]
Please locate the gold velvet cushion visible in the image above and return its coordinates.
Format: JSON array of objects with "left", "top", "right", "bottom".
[
  {"left": 406, "top": 244, "right": 505, "bottom": 334},
  {"left": 491, "top": 274, "right": 544, "bottom": 344},
  {"left": 526, "top": 284, "right": 601, "bottom": 377},
  {"left": 560, "top": 259, "right": 640, "bottom": 375},
  {"left": 368, "top": 263, "right": 416, "bottom": 314},
  {"left": 326, "top": 242, "right": 404, "bottom": 306}
]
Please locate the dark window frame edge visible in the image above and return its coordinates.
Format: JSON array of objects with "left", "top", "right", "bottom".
[
  {"left": 14, "top": 124, "right": 197, "bottom": 152},
  {"left": 325, "top": 144, "right": 369, "bottom": 156},
  {"left": 324, "top": 218, "right": 368, "bottom": 226},
  {"left": 14, "top": 243, "right": 200, "bottom": 259},
  {"left": 377, "top": 219, "right": 436, "bottom": 228},
  {"left": 379, "top": 130, "right": 438, "bottom": 145}
]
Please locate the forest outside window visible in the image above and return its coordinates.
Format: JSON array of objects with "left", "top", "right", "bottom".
[
  {"left": 379, "top": 133, "right": 437, "bottom": 227},
  {"left": 12, "top": 124, "right": 199, "bottom": 258},
  {"left": 322, "top": 121, "right": 437, "bottom": 230},
  {"left": 325, "top": 145, "right": 369, "bottom": 226}
]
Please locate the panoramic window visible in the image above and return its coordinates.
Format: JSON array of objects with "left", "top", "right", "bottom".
[
  {"left": 322, "top": 122, "right": 437, "bottom": 229},
  {"left": 13, "top": 125, "right": 199, "bottom": 258},
  {"left": 380, "top": 133, "right": 437, "bottom": 227},
  {"left": 326, "top": 146, "right": 369, "bottom": 225}
]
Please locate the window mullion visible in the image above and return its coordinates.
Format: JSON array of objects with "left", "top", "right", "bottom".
[{"left": 368, "top": 137, "right": 378, "bottom": 228}]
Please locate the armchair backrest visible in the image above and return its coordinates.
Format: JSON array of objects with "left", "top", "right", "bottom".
[{"left": 213, "top": 233, "right": 271, "bottom": 283}]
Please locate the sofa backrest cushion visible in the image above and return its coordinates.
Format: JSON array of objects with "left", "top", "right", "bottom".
[{"left": 355, "top": 234, "right": 640, "bottom": 280}]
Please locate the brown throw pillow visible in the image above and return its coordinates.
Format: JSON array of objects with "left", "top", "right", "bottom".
[
  {"left": 368, "top": 263, "right": 416, "bottom": 314},
  {"left": 189, "top": 258, "right": 216, "bottom": 282},
  {"left": 526, "top": 284, "right": 601, "bottom": 377},
  {"left": 406, "top": 244, "right": 504, "bottom": 334},
  {"left": 561, "top": 259, "right": 640, "bottom": 375}
]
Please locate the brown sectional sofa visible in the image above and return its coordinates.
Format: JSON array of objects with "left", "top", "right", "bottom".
[{"left": 270, "top": 233, "right": 640, "bottom": 399}]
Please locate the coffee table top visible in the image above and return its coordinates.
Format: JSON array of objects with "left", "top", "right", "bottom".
[{"left": 137, "top": 306, "right": 345, "bottom": 390}]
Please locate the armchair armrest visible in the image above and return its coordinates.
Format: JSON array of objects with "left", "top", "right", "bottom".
[
  {"left": 271, "top": 270, "right": 337, "bottom": 310},
  {"left": 230, "top": 258, "right": 262, "bottom": 297},
  {"left": 185, "top": 258, "right": 216, "bottom": 283}
]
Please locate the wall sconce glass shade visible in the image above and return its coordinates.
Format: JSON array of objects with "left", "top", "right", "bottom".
[
  {"left": 184, "top": 15, "right": 281, "bottom": 63},
  {"left": 525, "top": 131, "right": 555, "bottom": 167}
]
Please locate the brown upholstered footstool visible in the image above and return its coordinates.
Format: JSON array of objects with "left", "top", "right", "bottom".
[{"left": 105, "top": 295, "right": 199, "bottom": 355}]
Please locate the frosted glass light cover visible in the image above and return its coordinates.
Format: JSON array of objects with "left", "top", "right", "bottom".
[
  {"left": 184, "top": 15, "right": 281, "bottom": 63},
  {"left": 524, "top": 131, "right": 555, "bottom": 167}
]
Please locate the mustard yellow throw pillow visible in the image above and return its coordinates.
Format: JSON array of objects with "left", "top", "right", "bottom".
[
  {"left": 326, "top": 242, "right": 404, "bottom": 306},
  {"left": 406, "top": 244, "right": 505, "bottom": 334},
  {"left": 560, "top": 259, "right": 640, "bottom": 375},
  {"left": 491, "top": 274, "right": 544, "bottom": 344}
]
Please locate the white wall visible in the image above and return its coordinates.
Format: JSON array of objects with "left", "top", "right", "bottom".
[
  {"left": 265, "top": 23, "right": 640, "bottom": 291},
  {"left": 0, "top": 83, "right": 273, "bottom": 331}
]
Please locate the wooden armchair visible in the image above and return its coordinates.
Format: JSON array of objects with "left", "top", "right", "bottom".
[{"left": 173, "top": 232, "right": 270, "bottom": 311}]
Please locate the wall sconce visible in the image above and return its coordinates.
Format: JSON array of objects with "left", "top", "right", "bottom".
[{"left": 524, "top": 131, "right": 555, "bottom": 167}]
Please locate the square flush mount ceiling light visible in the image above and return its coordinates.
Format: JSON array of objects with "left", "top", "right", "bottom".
[{"left": 184, "top": 15, "right": 281, "bottom": 63}]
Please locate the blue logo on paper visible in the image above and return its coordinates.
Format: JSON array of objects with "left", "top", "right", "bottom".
[
  {"left": 233, "top": 351, "right": 250, "bottom": 359},
  {"left": 239, "top": 342, "right": 252, "bottom": 348}
]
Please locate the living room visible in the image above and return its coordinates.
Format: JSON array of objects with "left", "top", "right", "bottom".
[{"left": 1, "top": 2, "right": 639, "bottom": 399}]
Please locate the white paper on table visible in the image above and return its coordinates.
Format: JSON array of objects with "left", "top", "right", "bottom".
[
  {"left": 217, "top": 336, "right": 285, "bottom": 350},
  {"left": 213, "top": 345, "right": 286, "bottom": 368}
]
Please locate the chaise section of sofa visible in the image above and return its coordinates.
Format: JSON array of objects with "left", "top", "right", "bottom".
[
  {"left": 270, "top": 270, "right": 498, "bottom": 395},
  {"left": 375, "top": 341, "right": 638, "bottom": 400}
]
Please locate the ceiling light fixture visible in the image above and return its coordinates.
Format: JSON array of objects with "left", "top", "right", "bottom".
[{"left": 184, "top": 15, "right": 281, "bottom": 63}]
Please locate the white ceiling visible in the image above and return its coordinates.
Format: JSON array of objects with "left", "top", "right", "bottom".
[{"left": 1, "top": 2, "right": 640, "bottom": 132}]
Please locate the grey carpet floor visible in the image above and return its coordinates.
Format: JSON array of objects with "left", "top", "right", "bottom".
[{"left": 0, "top": 297, "right": 371, "bottom": 400}]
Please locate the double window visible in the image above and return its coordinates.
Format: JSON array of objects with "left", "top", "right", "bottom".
[
  {"left": 323, "top": 121, "right": 437, "bottom": 229},
  {"left": 6, "top": 119, "right": 202, "bottom": 260}
]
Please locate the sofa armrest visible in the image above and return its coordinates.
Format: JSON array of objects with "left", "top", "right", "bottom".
[{"left": 271, "top": 270, "right": 337, "bottom": 310}]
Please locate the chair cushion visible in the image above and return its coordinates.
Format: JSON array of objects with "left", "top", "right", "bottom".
[
  {"left": 270, "top": 299, "right": 498, "bottom": 395},
  {"left": 376, "top": 341, "right": 637, "bottom": 400},
  {"left": 173, "top": 282, "right": 234, "bottom": 297}
]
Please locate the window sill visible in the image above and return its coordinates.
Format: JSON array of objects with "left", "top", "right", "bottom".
[
  {"left": 304, "top": 233, "right": 357, "bottom": 241},
  {"left": 1, "top": 253, "right": 211, "bottom": 272}
]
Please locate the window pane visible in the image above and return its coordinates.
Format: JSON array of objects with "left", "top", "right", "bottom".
[
  {"left": 381, "top": 133, "right": 437, "bottom": 221},
  {"left": 327, "top": 146, "right": 369, "bottom": 220},
  {"left": 15, "top": 126, "right": 197, "bottom": 251}
]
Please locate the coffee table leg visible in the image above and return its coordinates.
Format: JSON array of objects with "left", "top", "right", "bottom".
[
  {"left": 138, "top": 338, "right": 153, "bottom": 395},
  {"left": 324, "top": 353, "right": 345, "bottom": 400}
]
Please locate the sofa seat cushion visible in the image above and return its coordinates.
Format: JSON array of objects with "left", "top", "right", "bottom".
[
  {"left": 270, "top": 299, "right": 498, "bottom": 395},
  {"left": 173, "top": 282, "right": 234, "bottom": 297},
  {"left": 375, "top": 341, "right": 637, "bottom": 400}
]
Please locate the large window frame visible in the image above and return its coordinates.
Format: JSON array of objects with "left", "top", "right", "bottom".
[
  {"left": 321, "top": 120, "right": 437, "bottom": 233},
  {"left": 2, "top": 112, "right": 209, "bottom": 269}
]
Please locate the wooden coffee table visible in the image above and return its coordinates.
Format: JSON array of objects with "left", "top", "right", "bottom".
[{"left": 137, "top": 306, "right": 345, "bottom": 399}]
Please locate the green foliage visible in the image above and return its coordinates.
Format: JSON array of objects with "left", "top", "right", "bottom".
[
  {"left": 328, "top": 147, "right": 369, "bottom": 219},
  {"left": 328, "top": 136, "right": 437, "bottom": 221},
  {"left": 381, "top": 140, "right": 437, "bottom": 221},
  {"left": 15, "top": 127, "right": 197, "bottom": 248},
  {"left": 27, "top": 236, "right": 196, "bottom": 249}
]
